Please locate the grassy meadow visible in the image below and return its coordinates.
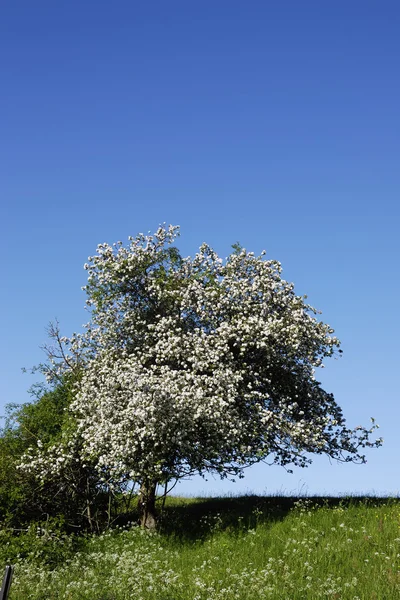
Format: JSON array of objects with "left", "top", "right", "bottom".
[{"left": 2, "top": 495, "right": 400, "bottom": 599}]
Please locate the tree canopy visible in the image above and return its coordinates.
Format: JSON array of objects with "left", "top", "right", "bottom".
[{"left": 19, "top": 225, "right": 381, "bottom": 527}]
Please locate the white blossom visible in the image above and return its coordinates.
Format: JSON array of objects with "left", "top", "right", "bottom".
[{"left": 20, "top": 225, "right": 382, "bottom": 491}]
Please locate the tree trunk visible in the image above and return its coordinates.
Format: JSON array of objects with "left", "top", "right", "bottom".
[
  {"left": 86, "top": 477, "right": 94, "bottom": 531},
  {"left": 138, "top": 481, "right": 157, "bottom": 529}
]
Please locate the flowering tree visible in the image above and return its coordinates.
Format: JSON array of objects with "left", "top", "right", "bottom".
[{"left": 21, "top": 225, "right": 381, "bottom": 528}]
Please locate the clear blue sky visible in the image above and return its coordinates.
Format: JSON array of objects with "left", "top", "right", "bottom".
[{"left": 1, "top": 1, "right": 399, "bottom": 497}]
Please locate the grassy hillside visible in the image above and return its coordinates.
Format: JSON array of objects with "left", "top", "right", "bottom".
[{"left": 3, "top": 495, "right": 400, "bottom": 599}]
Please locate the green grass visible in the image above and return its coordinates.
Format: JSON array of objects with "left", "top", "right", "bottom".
[{"left": 3, "top": 495, "right": 400, "bottom": 599}]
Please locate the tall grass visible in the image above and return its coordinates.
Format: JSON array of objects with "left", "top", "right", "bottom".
[{"left": 3, "top": 495, "right": 400, "bottom": 599}]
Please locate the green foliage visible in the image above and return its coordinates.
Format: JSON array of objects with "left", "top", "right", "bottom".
[
  {"left": 0, "top": 376, "right": 89, "bottom": 527},
  {"left": 1, "top": 375, "right": 137, "bottom": 532},
  {"left": 0, "top": 516, "right": 80, "bottom": 567}
]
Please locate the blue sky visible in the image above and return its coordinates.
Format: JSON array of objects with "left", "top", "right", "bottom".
[{"left": 1, "top": 1, "right": 399, "bottom": 496}]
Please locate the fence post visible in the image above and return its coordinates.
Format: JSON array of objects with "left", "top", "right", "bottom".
[{"left": 0, "top": 566, "right": 14, "bottom": 600}]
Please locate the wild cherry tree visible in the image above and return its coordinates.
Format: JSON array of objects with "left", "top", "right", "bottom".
[{"left": 21, "top": 225, "right": 381, "bottom": 528}]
